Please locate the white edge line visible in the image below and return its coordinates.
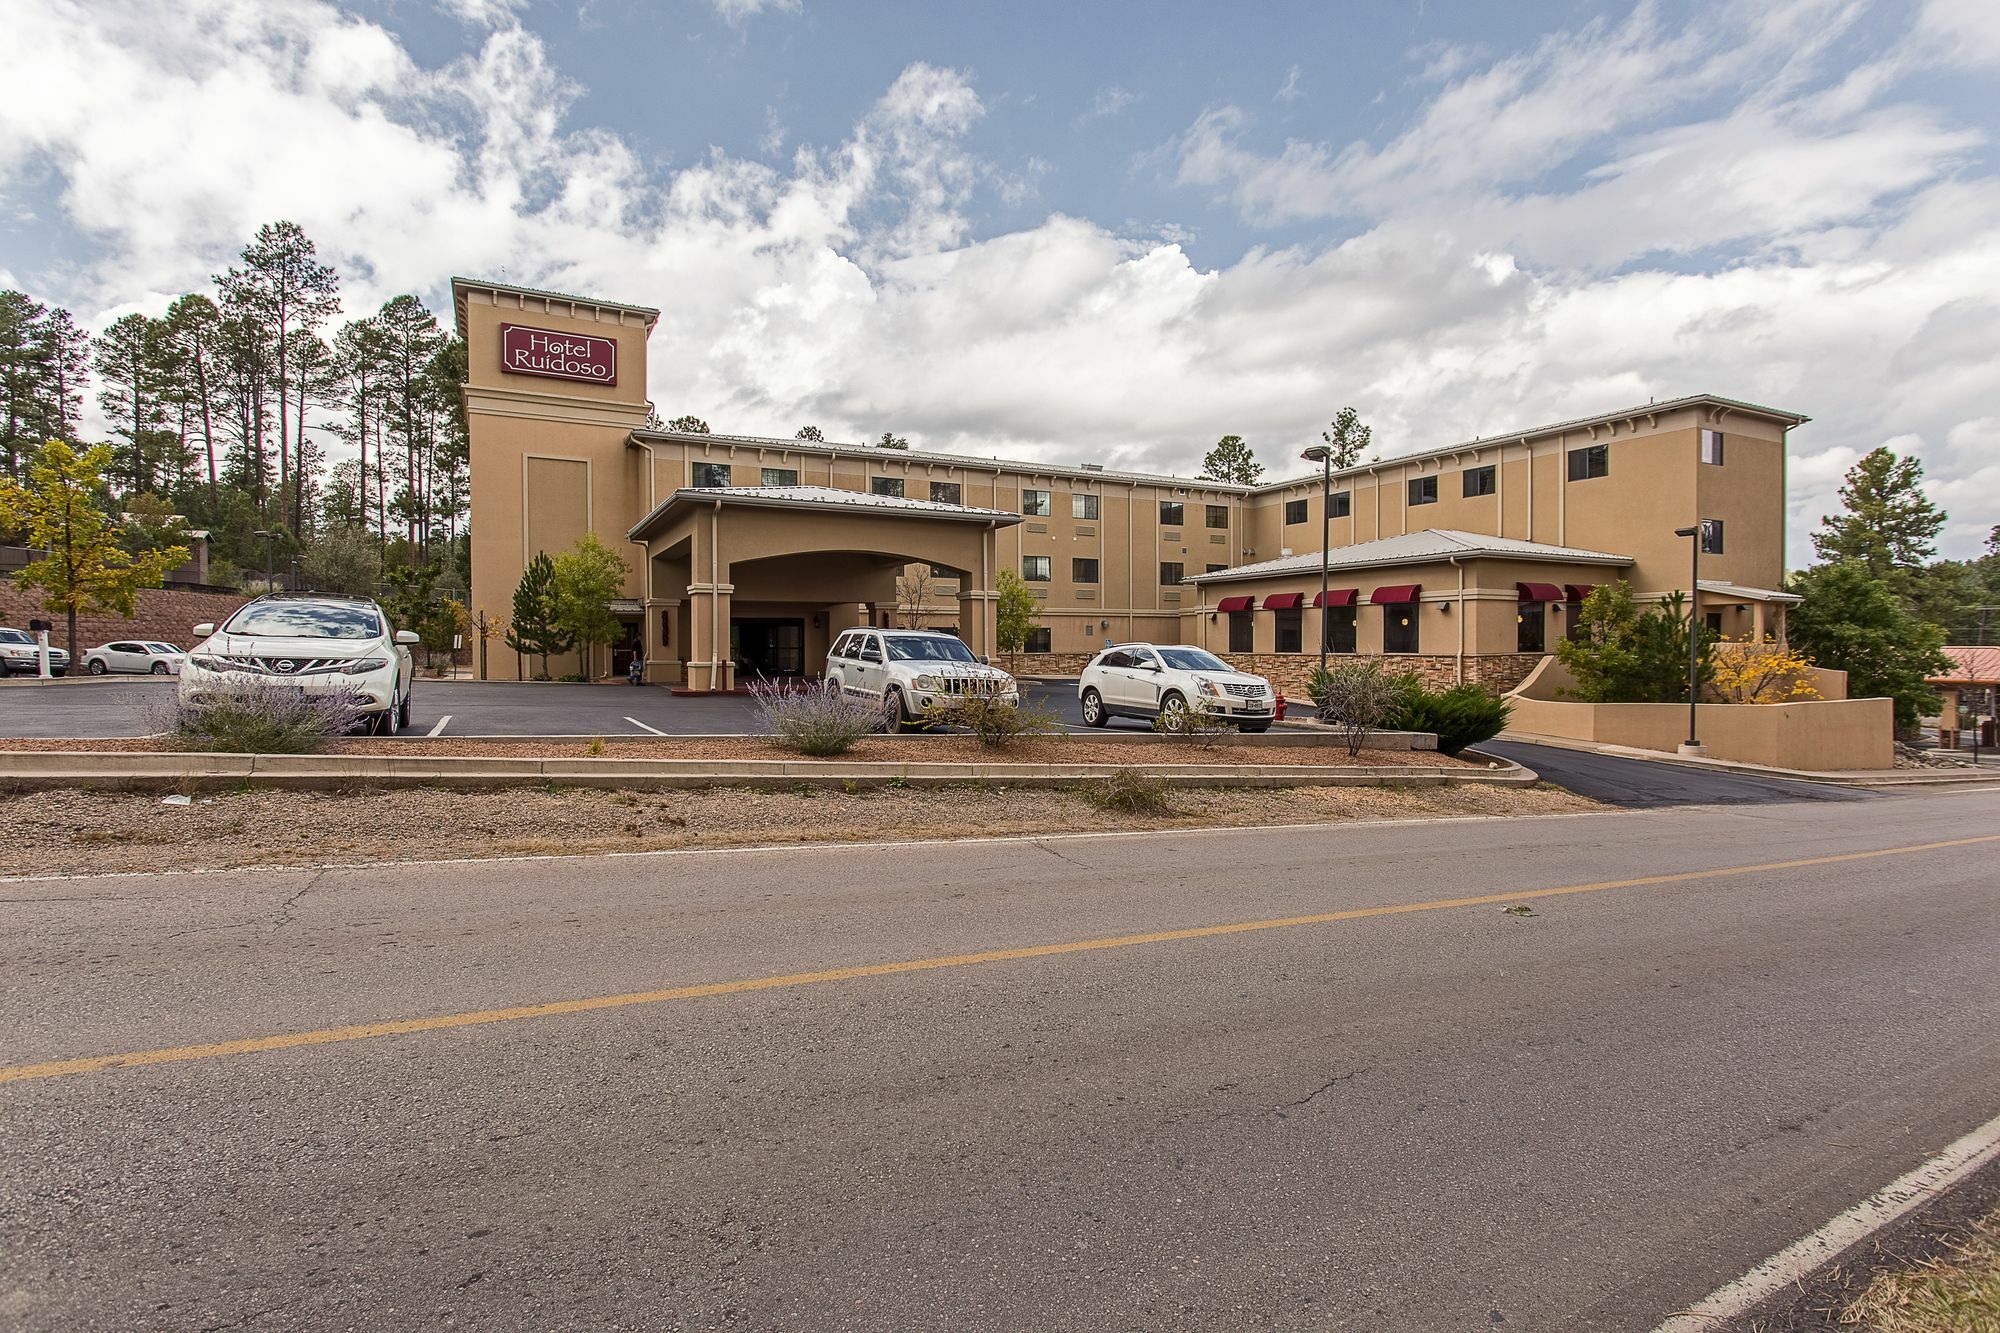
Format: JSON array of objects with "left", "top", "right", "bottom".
[
  {"left": 0, "top": 809, "right": 1613, "bottom": 886},
  {"left": 1652, "top": 1107, "right": 2000, "bottom": 1331},
  {"left": 624, "top": 716, "right": 667, "bottom": 735},
  {"left": 426, "top": 715, "right": 452, "bottom": 738}
]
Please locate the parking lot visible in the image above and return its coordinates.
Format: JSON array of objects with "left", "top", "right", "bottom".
[{"left": 0, "top": 678, "right": 1123, "bottom": 739}]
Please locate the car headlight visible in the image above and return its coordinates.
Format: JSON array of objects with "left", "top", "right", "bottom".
[
  {"left": 913, "top": 674, "right": 942, "bottom": 690},
  {"left": 341, "top": 657, "right": 391, "bottom": 675},
  {"left": 1194, "top": 677, "right": 1223, "bottom": 697}
]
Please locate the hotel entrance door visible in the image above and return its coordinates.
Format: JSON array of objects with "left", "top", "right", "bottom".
[{"left": 731, "top": 618, "right": 806, "bottom": 679}]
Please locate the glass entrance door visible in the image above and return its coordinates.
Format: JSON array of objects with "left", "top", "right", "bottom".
[{"left": 731, "top": 618, "right": 806, "bottom": 678}]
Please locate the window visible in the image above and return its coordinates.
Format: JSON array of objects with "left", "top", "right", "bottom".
[
  {"left": 1463, "top": 465, "right": 1496, "bottom": 498},
  {"left": 1100, "top": 649, "right": 1132, "bottom": 668},
  {"left": 1324, "top": 606, "right": 1357, "bottom": 654},
  {"left": 1330, "top": 490, "right": 1351, "bottom": 518},
  {"left": 1072, "top": 493, "right": 1099, "bottom": 519},
  {"left": 1021, "top": 489, "right": 1052, "bottom": 516},
  {"left": 1159, "top": 561, "right": 1184, "bottom": 586},
  {"left": 1383, "top": 605, "right": 1420, "bottom": 654},
  {"left": 1567, "top": 444, "right": 1609, "bottom": 481},
  {"left": 871, "top": 476, "right": 905, "bottom": 498},
  {"left": 760, "top": 466, "right": 797, "bottom": 487},
  {"left": 1700, "top": 429, "right": 1725, "bottom": 465},
  {"left": 1024, "top": 627, "right": 1052, "bottom": 654},
  {"left": 1206, "top": 563, "right": 1227, "bottom": 573},
  {"left": 929, "top": 564, "right": 957, "bottom": 580},
  {"left": 1284, "top": 498, "right": 1308, "bottom": 525},
  {"left": 1072, "top": 558, "right": 1099, "bottom": 583},
  {"left": 1228, "top": 611, "right": 1254, "bottom": 653},
  {"left": 1701, "top": 518, "right": 1725, "bottom": 554},
  {"left": 1517, "top": 602, "right": 1546, "bottom": 654},
  {"left": 930, "top": 480, "right": 962, "bottom": 504},
  {"left": 1408, "top": 476, "right": 1438, "bottom": 506},
  {"left": 1159, "top": 500, "right": 1184, "bottom": 526},
  {"left": 1275, "top": 608, "right": 1303, "bottom": 653},
  {"left": 1704, "top": 611, "right": 1724, "bottom": 638},
  {"left": 1022, "top": 555, "right": 1051, "bottom": 582},
  {"left": 1159, "top": 647, "right": 1229, "bottom": 671},
  {"left": 1206, "top": 504, "right": 1229, "bottom": 530},
  {"left": 691, "top": 462, "right": 731, "bottom": 488}
]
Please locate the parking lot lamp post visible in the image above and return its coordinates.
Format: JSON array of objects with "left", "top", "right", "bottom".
[
  {"left": 1301, "top": 444, "right": 1334, "bottom": 678},
  {"left": 252, "top": 528, "right": 278, "bottom": 590},
  {"left": 1673, "top": 522, "right": 1708, "bottom": 754}
]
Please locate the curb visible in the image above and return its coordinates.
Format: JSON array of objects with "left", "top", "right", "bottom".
[{"left": 0, "top": 749, "right": 1537, "bottom": 793}]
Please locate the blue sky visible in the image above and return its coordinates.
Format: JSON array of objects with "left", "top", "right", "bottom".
[{"left": 4, "top": 0, "right": 1998, "bottom": 563}]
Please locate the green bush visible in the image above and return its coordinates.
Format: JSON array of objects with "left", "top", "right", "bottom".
[
  {"left": 921, "top": 696, "right": 1064, "bottom": 748},
  {"left": 156, "top": 680, "right": 368, "bottom": 754},
  {"left": 1081, "top": 767, "right": 1172, "bottom": 814},
  {"left": 1385, "top": 682, "right": 1512, "bottom": 756}
]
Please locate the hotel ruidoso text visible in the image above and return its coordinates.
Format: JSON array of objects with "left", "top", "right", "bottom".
[{"left": 499, "top": 322, "right": 618, "bottom": 386}]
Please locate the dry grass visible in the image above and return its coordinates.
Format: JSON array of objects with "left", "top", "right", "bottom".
[
  {"left": 0, "top": 781, "right": 1599, "bottom": 877},
  {"left": 1843, "top": 1207, "right": 2000, "bottom": 1332}
]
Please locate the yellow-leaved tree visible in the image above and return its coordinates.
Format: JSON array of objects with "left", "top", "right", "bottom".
[
  {"left": 1709, "top": 641, "right": 1822, "bottom": 704},
  {"left": 0, "top": 441, "right": 188, "bottom": 658}
]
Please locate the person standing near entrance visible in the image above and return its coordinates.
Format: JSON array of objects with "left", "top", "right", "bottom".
[{"left": 628, "top": 652, "right": 645, "bottom": 686}]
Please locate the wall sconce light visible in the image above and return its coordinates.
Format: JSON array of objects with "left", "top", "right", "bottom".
[
  {"left": 1440, "top": 602, "right": 1452, "bottom": 615},
  {"left": 1552, "top": 602, "right": 1564, "bottom": 614},
  {"left": 1209, "top": 612, "right": 1218, "bottom": 622}
]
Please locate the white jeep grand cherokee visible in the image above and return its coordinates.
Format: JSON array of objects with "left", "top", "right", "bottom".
[
  {"left": 825, "top": 628, "right": 1019, "bottom": 727},
  {"left": 179, "top": 594, "right": 419, "bottom": 735}
]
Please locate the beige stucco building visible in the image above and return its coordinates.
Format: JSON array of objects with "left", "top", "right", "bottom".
[{"left": 456, "top": 276, "right": 1809, "bottom": 691}]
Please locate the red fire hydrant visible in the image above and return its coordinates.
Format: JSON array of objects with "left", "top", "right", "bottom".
[{"left": 1275, "top": 692, "right": 1288, "bottom": 721}]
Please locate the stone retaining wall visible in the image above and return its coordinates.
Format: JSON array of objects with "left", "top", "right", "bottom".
[{"left": 0, "top": 582, "right": 251, "bottom": 655}]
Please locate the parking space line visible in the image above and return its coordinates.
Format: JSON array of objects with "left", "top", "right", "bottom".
[
  {"left": 427, "top": 715, "right": 452, "bottom": 737},
  {"left": 624, "top": 716, "right": 667, "bottom": 735}
]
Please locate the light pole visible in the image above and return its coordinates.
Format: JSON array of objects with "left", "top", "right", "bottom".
[
  {"left": 252, "top": 528, "right": 279, "bottom": 590},
  {"left": 1673, "top": 521, "right": 1709, "bottom": 755},
  {"left": 1301, "top": 444, "right": 1334, "bottom": 678}
]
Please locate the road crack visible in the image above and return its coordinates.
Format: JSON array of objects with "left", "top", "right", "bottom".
[
  {"left": 1033, "top": 840, "right": 1089, "bottom": 870},
  {"left": 1278, "top": 1067, "right": 1372, "bottom": 1113},
  {"left": 270, "top": 868, "right": 329, "bottom": 932}
]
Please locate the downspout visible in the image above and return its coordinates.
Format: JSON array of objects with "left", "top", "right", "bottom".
[
  {"left": 1450, "top": 555, "right": 1466, "bottom": 686},
  {"left": 634, "top": 437, "right": 658, "bottom": 677},
  {"left": 711, "top": 497, "right": 723, "bottom": 692}
]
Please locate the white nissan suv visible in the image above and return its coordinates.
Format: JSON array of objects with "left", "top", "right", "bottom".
[
  {"left": 824, "top": 628, "right": 1019, "bottom": 727},
  {"left": 179, "top": 594, "right": 418, "bottom": 735},
  {"left": 1078, "top": 643, "right": 1276, "bottom": 731}
]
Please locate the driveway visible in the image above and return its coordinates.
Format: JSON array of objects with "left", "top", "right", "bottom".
[{"left": 1483, "top": 738, "right": 1878, "bottom": 806}]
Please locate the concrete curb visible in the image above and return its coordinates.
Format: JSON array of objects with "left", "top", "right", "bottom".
[
  {"left": 0, "top": 748, "right": 1536, "bottom": 793},
  {"left": 1496, "top": 729, "right": 2000, "bottom": 787},
  {"left": 282, "top": 728, "right": 1434, "bottom": 750}
]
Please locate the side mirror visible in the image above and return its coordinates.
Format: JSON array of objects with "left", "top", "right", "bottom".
[
  {"left": 394, "top": 630, "right": 420, "bottom": 645},
  {"left": 977, "top": 654, "right": 990, "bottom": 664},
  {"left": 192, "top": 623, "right": 215, "bottom": 638}
]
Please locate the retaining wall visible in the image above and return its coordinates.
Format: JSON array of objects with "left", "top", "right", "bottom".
[{"left": 0, "top": 582, "right": 250, "bottom": 654}]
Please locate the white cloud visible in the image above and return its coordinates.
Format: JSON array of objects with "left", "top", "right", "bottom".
[
  {"left": 1275, "top": 66, "right": 1302, "bottom": 103},
  {"left": 709, "top": 0, "right": 801, "bottom": 26},
  {"left": 1077, "top": 85, "right": 1138, "bottom": 124},
  {"left": 436, "top": 0, "right": 524, "bottom": 28},
  {"left": 2, "top": 0, "right": 1996, "bottom": 566}
]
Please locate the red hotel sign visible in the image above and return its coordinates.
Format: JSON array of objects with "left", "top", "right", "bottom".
[{"left": 498, "top": 323, "right": 618, "bottom": 386}]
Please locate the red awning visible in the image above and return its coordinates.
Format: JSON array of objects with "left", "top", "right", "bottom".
[
  {"left": 1371, "top": 584, "right": 1421, "bottom": 605},
  {"left": 1564, "top": 583, "right": 1599, "bottom": 602},
  {"left": 1215, "top": 595, "right": 1254, "bottom": 613},
  {"left": 1311, "top": 588, "right": 1359, "bottom": 608},
  {"left": 1517, "top": 581, "right": 1563, "bottom": 603},
  {"left": 1261, "top": 592, "right": 1304, "bottom": 611}
]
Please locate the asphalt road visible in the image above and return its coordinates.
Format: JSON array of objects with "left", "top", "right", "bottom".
[
  {"left": 1481, "top": 739, "right": 1881, "bottom": 806},
  {"left": 5, "top": 790, "right": 1999, "bottom": 1330}
]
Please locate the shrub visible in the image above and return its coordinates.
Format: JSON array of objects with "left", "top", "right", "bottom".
[
  {"left": 1555, "top": 583, "right": 1713, "bottom": 703},
  {"left": 921, "top": 695, "right": 1064, "bottom": 748},
  {"left": 1385, "top": 682, "right": 1513, "bottom": 756},
  {"left": 748, "top": 679, "right": 884, "bottom": 756},
  {"left": 1306, "top": 660, "right": 1407, "bottom": 756},
  {"left": 1709, "top": 642, "right": 1822, "bottom": 704},
  {"left": 1081, "top": 767, "right": 1172, "bottom": 814},
  {"left": 1150, "top": 695, "right": 1232, "bottom": 746},
  {"left": 154, "top": 679, "right": 369, "bottom": 754}
]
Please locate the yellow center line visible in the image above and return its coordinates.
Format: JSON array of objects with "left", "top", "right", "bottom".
[{"left": 5, "top": 833, "right": 1996, "bottom": 1087}]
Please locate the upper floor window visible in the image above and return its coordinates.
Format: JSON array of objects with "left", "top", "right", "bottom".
[
  {"left": 1072, "top": 557, "right": 1099, "bottom": 584},
  {"left": 1567, "top": 444, "right": 1609, "bottom": 481},
  {"left": 1330, "top": 490, "right": 1352, "bottom": 519},
  {"left": 1206, "top": 563, "right": 1227, "bottom": 573},
  {"left": 1700, "top": 429, "right": 1725, "bottom": 465},
  {"left": 872, "top": 476, "right": 905, "bottom": 498},
  {"left": 1160, "top": 500, "right": 1185, "bottom": 526},
  {"left": 1072, "top": 493, "right": 1099, "bottom": 520},
  {"left": 1159, "top": 561, "right": 1184, "bottom": 586},
  {"left": 692, "top": 462, "right": 731, "bottom": 488},
  {"left": 1463, "top": 465, "right": 1496, "bottom": 497},
  {"left": 929, "top": 564, "right": 956, "bottom": 580},
  {"left": 1701, "top": 518, "right": 1725, "bottom": 554},
  {"left": 1022, "top": 555, "right": 1052, "bottom": 582},
  {"left": 1206, "top": 504, "right": 1229, "bottom": 530},
  {"left": 760, "top": 466, "right": 797, "bottom": 487},
  {"left": 930, "top": 480, "right": 962, "bottom": 504},
  {"left": 1022, "top": 489, "right": 1052, "bottom": 516},
  {"left": 1408, "top": 476, "right": 1439, "bottom": 506},
  {"left": 1284, "top": 498, "right": 1308, "bottom": 525}
]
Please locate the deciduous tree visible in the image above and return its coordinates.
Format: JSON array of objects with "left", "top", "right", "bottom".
[
  {"left": 994, "top": 567, "right": 1040, "bottom": 654},
  {"left": 550, "top": 533, "right": 628, "bottom": 678},
  {"left": 1787, "top": 561, "right": 1951, "bottom": 728}
]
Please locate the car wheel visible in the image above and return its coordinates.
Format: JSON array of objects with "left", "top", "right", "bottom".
[
  {"left": 382, "top": 695, "right": 401, "bottom": 736},
  {"left": 1080, "top": 687, "right": 1109, "bottom": 727},
  {"left": 885, "top": 686, "right": 914, "bottom": 731},
  {"left": 398, "top": 688, "right": 413, "bottom": 729},
  {"left": 88, "top": 659, "right": 107, "bottom": 675},
  {"left": 149, "top": 661, "right": 169, "bottom": 675},
  {"left": 1157, "top": 692, "right": 1188, "bottom": 727}
]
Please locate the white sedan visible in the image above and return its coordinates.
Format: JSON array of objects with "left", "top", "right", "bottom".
[
  {"left": 1078, "top": 643, "right": 1277, "bottom": 731},
  {"left": 83, "top": 640, "right": 185, "bottom": 675}
]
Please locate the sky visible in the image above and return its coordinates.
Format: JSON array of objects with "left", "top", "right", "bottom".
[{"left": 2, "top": 0, "right": 1997, "bottom": 565}]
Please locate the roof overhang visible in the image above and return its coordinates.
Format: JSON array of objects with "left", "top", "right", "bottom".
[
  {"left": 1697, "top": 579, "right": 1803, "bottom": 605},
  {"left": 1189, "top": 548, "right": 1632, "bottom": 585},
  {"left": 627, "top": 487, "right": 1025, "bottom": 543}
]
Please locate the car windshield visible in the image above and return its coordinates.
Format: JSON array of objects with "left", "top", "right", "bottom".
[
  {"left": 884, "top": 635, "right": 976, "bottom": 663},
  {"left": 147, "top": 643, "right": 180, "bottom": 654},
  {"left": 0, "top": 629, "right": 31, "bottom": 645},
  {"left": 1158, "top": 648, "right": 1231, "bottom": 672},
  {"left": 221, "top": 601, "right": 383, "bottom": 640}
]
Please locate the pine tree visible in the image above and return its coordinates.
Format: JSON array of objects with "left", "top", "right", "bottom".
[
  {"left": 795, "top": 425, "right": 824, "bottom": 441},
  {"left": 1811, "top": 447, "right": 1945, "bottom": 578},
  {"left": 505, "top": 551, "right": 569, "bottom": 679},
  {"left": 32, "top": 308, "right": 89, "bottom": 444},
  {"left": 0, "top": 290, "right": 48, "bottom": 478},
  {"left": 666, "top": 415, "right": 711, "bottom": 434},
  {"left": 1321, "top": 407, "right": 1371, "bottom": 469},
  {"left": 1200, "top": 435, "right": 1261, "bottom": 484},
  {"left": 93, "top": 313, "right": 167, "bottom": 492},
  {"left": 876, "top": 431, "right": 909, "bottom": 450}
]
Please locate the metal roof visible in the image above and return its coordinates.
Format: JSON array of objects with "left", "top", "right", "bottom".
[
  {"left": 627, "top": 484, "right": 1024, "bottom": 542},
  {"left": 1935, "top": 645, "right": 2000, "bottom": 684},
  {"left": 1697, "top": 579, "right": 1803, "bottom": 605},
  {"left": 1186, "top": 529, "right": 1634, "bottom": 584}
]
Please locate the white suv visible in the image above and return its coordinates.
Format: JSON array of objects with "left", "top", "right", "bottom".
[
  {"left": 1078, "top": 644, "right": 1276, "bottom": 732},
  {"left": 824, "top": 629, "right": 1019, "bottom": 727},
  {"left": 0, "top": 627, "right": 68, "bottom": 676},
  {"left": 179, "top": 594, "right": 418, "bottom": 735}
]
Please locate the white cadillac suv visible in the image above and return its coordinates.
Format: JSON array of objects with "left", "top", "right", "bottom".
[
  {"left": 1078, "top": 643, "right": 1277, "bottom": 731},
  {"left": 179, "top": 594, "right": 418, "bottom": 735},
  {"left": 824, "top": 628, "right": 1019, "bottom": 728}
]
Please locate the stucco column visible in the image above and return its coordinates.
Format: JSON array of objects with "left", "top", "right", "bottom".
[
  {"left": 1752, "top": 601, "right": 1768, "bottom": 644},
  {"left": 958, "top": 589, "right": 998, "bottom": 659},
  {"left": 1941, "top": 686, "right": 1961, "bottom": 749},
  {"left": 683, "top": 583, "right": 735, "bottom": 691}
]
